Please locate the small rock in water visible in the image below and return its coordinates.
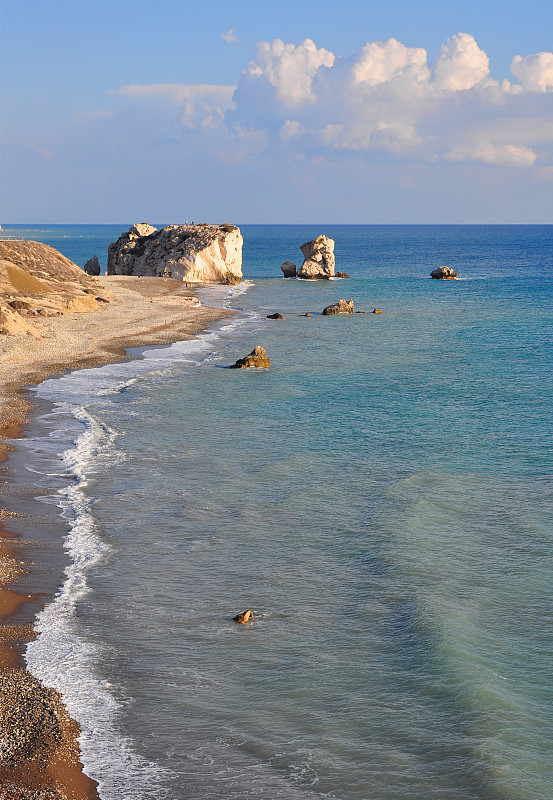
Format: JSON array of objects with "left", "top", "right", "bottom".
[
  {"left": 335, "top": 271, "right": 350, "bottom": 278},
  {"left": 229, "top": 346, "right": 271, "bottom": 369},
  {"left": 322, "top": 299, "right": 354, "bottom": 315},
  {"left": 430, "top": 266, "right": 458, "bottom": 279},
  {"left": 267, "top": 313, "right": 284, "bottom": 320},
  {"left": 280, "top": 261, "right": 297, "bottom": 278},
  {"left": 300, "top": 312, "right": 312, "bottom": 317},
  {"left": 372, "top": 308, "right": 383, "bottom": 314},
  {"left": 233, "top": 610, "right": 254, "bottom": 624}
]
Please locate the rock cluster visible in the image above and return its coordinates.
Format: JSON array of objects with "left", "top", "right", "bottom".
[
  {"left": 430, "top": 266, "right": 458, "bottom": 279},
  {"left": 322, "top": 299, "right": 354, "bottom": 315},
  {"left": 107, "top": 223, "right": 243, "bottom": 285},
  {"left": 229, "top": 346, "right": 271, "bottom": 369},
  {"left": 297, "top": 235, "right": 335, "bottom": 279}
]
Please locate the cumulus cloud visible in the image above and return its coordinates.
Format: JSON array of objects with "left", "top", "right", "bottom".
[
  {"left": 221, "top": 28, "right": 239, "bottom": 44},
  {"left": 112, "top": 35, "right": 553, "bottom": 173},
  {"left": 433, "top": 33, "right": 490, "bottom": 91},
  {"left": 226, "top": 33, "right": 553, "bottom": 169},
  {"left": 351, "top": 38, "right": 430, "bottom": 87},
  {"left": 511, "top": 52, "right": 553, "bottom": 92},
  {"left": 245, "top": 38, "right": 335, "bottom": 105}
]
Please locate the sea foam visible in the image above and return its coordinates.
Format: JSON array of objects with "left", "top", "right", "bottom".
[{"left": 25, "top": 407, "right": 170, "bottom": 799}]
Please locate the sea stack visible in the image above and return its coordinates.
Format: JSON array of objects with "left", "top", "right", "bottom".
[
  {"left": 297, "top": 235, "right": 335, "bottom": 279},
  {"left": 83, "top": 255, "right": 101, "bottom": 275},
  {"left": 107, "top": 223, "right": 243, "bottom": 285}
]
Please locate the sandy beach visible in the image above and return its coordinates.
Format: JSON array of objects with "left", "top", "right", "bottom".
[{"left": 0, "top": 275, "right": 232, "bottom": 799}]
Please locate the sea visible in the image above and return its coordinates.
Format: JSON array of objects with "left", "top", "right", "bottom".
[{"left": 2, "top": 224, "right": 553, "bottom": 800}]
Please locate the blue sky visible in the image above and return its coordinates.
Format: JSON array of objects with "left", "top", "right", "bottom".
[{"left": 2, "top": 0, "right": 552, "bottom": 222}]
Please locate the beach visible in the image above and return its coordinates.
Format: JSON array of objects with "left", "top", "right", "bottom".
[{"left": 0, "top": 275, "right": 231, "bottom": 799}]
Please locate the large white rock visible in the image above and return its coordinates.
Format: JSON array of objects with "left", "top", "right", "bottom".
[
  {"left": 297, "top": 235, "right": 335, "bottom": 279},
  {"left": 107, "top": 223, "right": 243, "bottom": 284}
]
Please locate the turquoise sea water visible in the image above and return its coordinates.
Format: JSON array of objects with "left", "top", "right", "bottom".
[{"left": 7, "top": 225, "right": 553, "bottom": 799}]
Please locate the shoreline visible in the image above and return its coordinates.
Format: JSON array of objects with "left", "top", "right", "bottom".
[{"left": 0, "top": 276, "right": 233, "bottom": 799}]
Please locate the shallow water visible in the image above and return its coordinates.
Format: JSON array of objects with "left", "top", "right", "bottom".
[{"left": 12, "top": 225, "right": 553, "bottom": 799}]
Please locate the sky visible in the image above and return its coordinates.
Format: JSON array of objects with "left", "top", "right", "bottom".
[{"left": 1, "top": 0, "right": 552, "bottom": 223}]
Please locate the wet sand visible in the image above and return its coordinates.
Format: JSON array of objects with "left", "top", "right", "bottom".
[{"left": 0, "top": 276, "right": 232, "bottom": 799}]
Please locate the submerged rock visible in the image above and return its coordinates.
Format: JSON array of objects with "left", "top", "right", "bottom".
[
  {"left": 83, "top": 255, "right": 101, "bottom": 276},
  {"left": 107, "top": 222, "right": 243, "bottom": 285},
  {"left": 322, "top": 299, "right": 354, "bottom": 315},
  {"left": 280, "top": 261, "right": 297, "bottom": 278},
  {"left": 297, "top": 235, "right": 335, "bottom": 279},
  {"left": 430, "top": 266, "right": 458, "bottom": 279},
  {"left": 229, "top": 346, "right": 271, "bottom": 369}
]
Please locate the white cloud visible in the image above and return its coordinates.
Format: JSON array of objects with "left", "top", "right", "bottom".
[
  {"left": 446, "top": 142, "right": 536, "bottom": 167},
  {"left": 221, "top": 28, "right": 239, "bottom": 45},
  {"left": 511, "top": 52, "right": 553, "bottom": 92},
  {"left": 279, "top": 120, "right": 304, "bottom": 140},
  {"left": 320, "top": 124, "right": 344, "bottom": 145},
  {"left": 111, "top": 36, "right": 553, "bottom": 174},
  {"left": 246, "top": 38, "right": 335, "bottom": 105},
  {"left": 115, "top": 83, "right": 235, "bottom": 105},
  {"left": 351, "top": 38, "right": 430, "bottom": 87},
  {"left": 433, "top": 33, "right": 490, "bottom": 91},
  {"left": 114, "top": 83, "right": 235, "bottom": 130}
]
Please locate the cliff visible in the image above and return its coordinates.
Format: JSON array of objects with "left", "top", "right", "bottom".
[
  {"left": 0, "top": 240, "right": 108, "bottom": 336},
  {"left": 106, "top": 223, "right": 243, "bottom": 285}
]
